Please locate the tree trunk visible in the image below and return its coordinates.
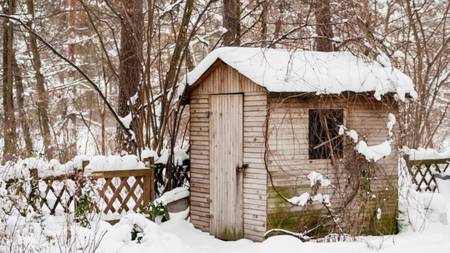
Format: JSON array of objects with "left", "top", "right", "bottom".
[
  {"left": 274, "top": 1, "right": 284, "bottom": 39},
  {"left": 261, "top": 0, "right": 268, "bottom": 47},
  {"left": 117, "top": 0, "right": 144, "bottom": 154},
  {"left": 165, "top": 0, "right": 194, "bottom": 90},
  {"left": 67, "top": 0, "right": 78, "bottom": 158},
  {"left": 315, "top": 0, "right": 333, "bottom": 52},
  {"left": 27, "top": 0, "right": 53, "bottom": 160},
  {"left": 2, "top": 0, "right": 17, "bottom": 163},
  {"left": 222, "top": 0, "right": 240, "bottom": 46},
  {"left": 155, "top": 0, "right": 194, "bottom": 155},
  {"left": 12, "top": 56, "right": 33, "bottom": 156},
  {"left": 68, "top": 0, "right": 77, "bottom": 79}
]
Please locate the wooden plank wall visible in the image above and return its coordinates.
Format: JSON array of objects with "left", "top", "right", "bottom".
[
  {"left": 347, "top": 96, "right": 400, "bottom": 230},
  {"left": 266, "top": 95, "right": 399, "bottom": 235},
  {"left": 242, "top": 91, "right": 268, "bottom": 241},
  {"left": 266, "top": 101, "right": 333, "bottom": 229},
  {"left": 189, "top": 62, "right": 268, "bottom": 241},
  {"left": 190, "top": 94, "right": 211, "bottom": 232}
]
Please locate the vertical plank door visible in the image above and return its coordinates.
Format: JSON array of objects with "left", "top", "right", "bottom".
[{"left": 209, "top": 94, "right": 243, "bottom": 240}]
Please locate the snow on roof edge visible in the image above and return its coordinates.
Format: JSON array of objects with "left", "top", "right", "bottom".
[{"left": 185, "top": 47, "right": 417, "bottom": 101}]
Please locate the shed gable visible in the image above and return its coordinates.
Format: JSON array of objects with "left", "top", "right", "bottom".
[{"left": 189, "top": 61, "right": 267, "bottom": 96}]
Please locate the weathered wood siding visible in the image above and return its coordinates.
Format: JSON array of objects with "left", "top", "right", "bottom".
[
  {"left": 242, "top": 92, "right": 268, "bottom": 242},
  {"left": 190, "top": 94, "right": 211, "bottom": 232},
  {"left": 189, "top": 62, "right": 268, "bottom": 241},
  {"left": 347, "top": 96, "right": 399, "bottom": 234},
  {"left": 266, "top": 95, "right": 399, "bottom": 235}
]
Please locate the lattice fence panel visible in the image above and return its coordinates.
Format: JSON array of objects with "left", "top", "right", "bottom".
[
  {"left": 7, "top": 170, "right": 153, "bottom": 218},
  {"left": 6, "top": 159, "right": 156, "bottom": 220},
  {"left": 90, "top": 169, "right": 152, "bottom": 216},
  {"left": 95, "top": 176, "right": 144, "bottom": 214},
  {"left": 408, "top": 159, "right": 450, "bottom": 192},
  {"left": 39, "top": 177, "right": 78, "bottom": 215}
]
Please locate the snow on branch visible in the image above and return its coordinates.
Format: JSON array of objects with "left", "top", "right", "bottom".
[
  {"left": 340, "top": 113, "right": 396, "bottom": 162},
  {"left": 288, "top": 171, "right": 331, "bottom": 207},
  {"left": 355, "top": 141, "right": 392, "bottom": 162},
  {"left": 307, "top": 171, "right": 331, "bottom": 187}
]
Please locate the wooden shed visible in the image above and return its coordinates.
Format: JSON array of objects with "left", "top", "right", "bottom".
[{"left": 184, "top": 48, "right": 416, "bottom": 242}]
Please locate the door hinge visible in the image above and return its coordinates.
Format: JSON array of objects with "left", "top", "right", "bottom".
[
  {"left": 205, "top": 111, "right": 213, "bottom": 115},
  {"left": 205, "top": 214, "right": 214, "bottom": 218}
]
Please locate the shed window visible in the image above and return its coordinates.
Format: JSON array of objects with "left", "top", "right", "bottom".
[{"left": 309, "top": 109, "right": 344, "bottom": 159}]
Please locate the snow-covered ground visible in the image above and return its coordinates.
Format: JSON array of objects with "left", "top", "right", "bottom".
[
  {"left": 2, "top": 152, "right": 450, "bottom": 252},
  {"left": 2, "top": 185, "right": 450, "bottom": 252},
  {"left": 70, "top": 204, "right": 449, "bottom": 253}
]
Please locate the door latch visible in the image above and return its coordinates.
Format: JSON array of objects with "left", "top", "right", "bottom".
[{"left": 237, "top": 164, "right": 249, "bottom": 172}]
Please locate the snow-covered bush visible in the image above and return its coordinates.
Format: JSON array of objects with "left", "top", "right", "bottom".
[
  {"left": 138, "top": 200, "right": 169, "bottom": 222},
  {"left": 0, "top": 161, "right": 105, "bottom": 252}
]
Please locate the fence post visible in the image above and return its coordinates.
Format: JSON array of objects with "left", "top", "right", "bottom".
[
  {"left": 82, "top": 160, "right": 89, "bottom": 171},
  {"left": 74, "top": 160, "right": 90, "bottom": 214},
  {"left": 150, "top": 157, "right": 155, "bottom": 201},
  {"left": 29, "top": 168, "right": 39, "bottom": 211},
  {"left": 143, "top": 157, "right": 155, "bottom": 205}
]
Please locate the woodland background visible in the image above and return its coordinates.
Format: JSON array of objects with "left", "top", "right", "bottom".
[{"left": 0, "top": 0, "right": 449, "bottom": 164}]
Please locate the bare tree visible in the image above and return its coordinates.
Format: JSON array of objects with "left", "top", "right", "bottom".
[
  {"left": 368, "top": 0, "right": 450, "bottom": 149},
  {"left": 222, "top": 0, "right": 241, "bottom": 46},
  {"left": 314, "top": 0, "right": 333, "bottom": 51},
  {"left": 2, "top": 0, "right": 17, "bottom": 163},
  {"left": 116, "top": 0, "right": 144, "bottom": 154},
  {"left": 12, "top": 56, "right": 33, "bottom": 156},
  {"left": 26, "top": 0, "right": 53, "bottom": 160},
  {"left": 66, "top": 0, "right": 78, "bottom": 158}
]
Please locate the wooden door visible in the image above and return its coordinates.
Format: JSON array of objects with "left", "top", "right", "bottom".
[{"left": 209, "top": 94, "right": 243, "bottom": 240}]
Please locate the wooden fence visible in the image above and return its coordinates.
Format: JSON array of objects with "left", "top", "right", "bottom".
[
  {"left": 90, "top": 168, "right": 154, "bottom": 215},
  {"left": 407, "top": 157, "right": 450, "bottom": 192},
  {"left": 25, "top": 158, "right": 156, "bottom": 219}
]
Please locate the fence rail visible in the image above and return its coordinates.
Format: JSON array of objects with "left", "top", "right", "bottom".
[{"left": 407, "top": 157, "right": 450, "bottom": 192}]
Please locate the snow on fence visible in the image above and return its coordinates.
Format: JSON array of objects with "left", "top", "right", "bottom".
[
  {"left": 27, "top": 161, "right": 90, "bottom": 216},
  {"left": 407, "top": 151, "right": 450, "bottom": 192}
]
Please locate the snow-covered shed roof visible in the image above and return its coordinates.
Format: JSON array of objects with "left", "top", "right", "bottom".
[{"left": 185, "top": 47, "right": 417, "bottom": 101}]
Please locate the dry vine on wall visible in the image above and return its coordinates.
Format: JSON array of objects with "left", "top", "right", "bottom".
[{"left": 263, "top": 94, "right": 399, "bottom": 239}]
